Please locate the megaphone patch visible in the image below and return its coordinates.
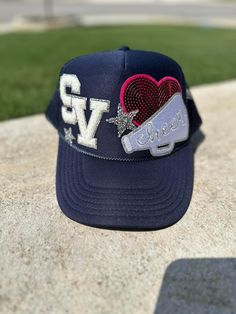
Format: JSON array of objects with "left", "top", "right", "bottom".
[{"left": 107, "top": 74, "right": 189, "bottom": 157}]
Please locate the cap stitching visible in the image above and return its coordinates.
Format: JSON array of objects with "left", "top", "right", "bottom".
[
  {"left": 58, "top": 164, "right": 190, "bottom": 217},
  {"left": 59, "top": 132, "right": 155, "bottom": 161},
  {"left": 58, "top": 140, "right": 192, "bottom": 206},
  {"left": 64, "top": 159, "right": 185, "bottom": 207},
  {"left": 59, "top": 132, "right": 190, "bottom": 162}
]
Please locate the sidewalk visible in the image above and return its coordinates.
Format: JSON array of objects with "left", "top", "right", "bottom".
[
  {"left": 0, "top": 80, "right": 235, "bottom": 314},
  {"left": 1, "top": 1, "right": 236, "bottom": 33}
]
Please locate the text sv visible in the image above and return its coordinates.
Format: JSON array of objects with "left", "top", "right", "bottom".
[{"left": 60, "top": 74, "right": 110, "bottom": 149}]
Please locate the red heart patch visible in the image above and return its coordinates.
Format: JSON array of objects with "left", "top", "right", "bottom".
[{"left": 120, "top": 74, "right": 182, "bottom": 126}]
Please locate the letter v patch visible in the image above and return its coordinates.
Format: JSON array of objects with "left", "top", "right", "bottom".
[{"left": 74, "top": 98, "right": 110, "bottom": 149}]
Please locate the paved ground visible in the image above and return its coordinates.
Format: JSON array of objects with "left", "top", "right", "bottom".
[
  {"left": 0, "top": 0, "right": 236, "bottom": 30},
  {"left": 1, "top": 1, "right": 236, "bottom": 22},
  {"left": 0, "top": 80, "right": 236, "bottom": 314}
]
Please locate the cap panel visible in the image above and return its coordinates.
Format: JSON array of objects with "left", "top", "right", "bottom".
[
  {"left": 46, "top": 49, "right": 200, "bottom": 161},
  {"left": 125, "top": 50, "right": 186, "bottom": 91},
  {"left": 45, "top": 63, "right": 67, "bottom": 129},
  {"left": 45, "top": 87, "right": 61, "bottom": 129}
]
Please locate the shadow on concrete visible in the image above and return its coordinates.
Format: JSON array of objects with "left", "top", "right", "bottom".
[
  {"left": 191, "top": 129, "right": 205, "bottom": 153},
  {"left": 155, "top": 258, "right": 236, "bottom": 314}
]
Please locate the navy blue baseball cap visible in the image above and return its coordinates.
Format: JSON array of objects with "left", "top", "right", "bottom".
[{"left": 46, "top": 47, "right": 202, "bottom": 230}]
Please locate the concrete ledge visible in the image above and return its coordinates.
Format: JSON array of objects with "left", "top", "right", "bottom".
[{"left": 0, "top": 80, "right": 236, "bottom": 314}]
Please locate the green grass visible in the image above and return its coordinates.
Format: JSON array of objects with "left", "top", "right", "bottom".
[{"left": 0, "top": 25, "right": 236, "bottom": 121}]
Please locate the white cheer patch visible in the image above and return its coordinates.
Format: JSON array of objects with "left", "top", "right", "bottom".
[{"left": 121, "top": 93, "right": 189, "bottom": 157}]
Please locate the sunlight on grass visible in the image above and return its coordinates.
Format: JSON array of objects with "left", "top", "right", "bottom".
[{"left": 0, "top": 25, "right": 236, "bottom": 121}]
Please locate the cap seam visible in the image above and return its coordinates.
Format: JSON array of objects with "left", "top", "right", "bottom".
[
  {"left": 59, "top": 132, "right": 156, "bottom": 162},
  {"left": 59, "top": 132, "right": 191, "bottom": 162},
  {"left": 64, "top": 157, "right": 187, "bottom": 207},
  {"left": 124, "top": 50, "right": 128, "bottom": 70},
  {"left": 58, "top": 165, "right": 190, "bottom": 217}
]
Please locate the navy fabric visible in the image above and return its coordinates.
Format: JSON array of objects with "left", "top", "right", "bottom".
[
  {"left": 45, "top": 47, "right": 202, "bottom": 230},
  {"left": 56, "top": 138, "right": 194, "bottom": 230},
  {"left": 46, "top": 49, "right": 202, "bottom": 160}
]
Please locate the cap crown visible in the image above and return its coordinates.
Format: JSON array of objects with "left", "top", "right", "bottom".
[{"left": 46, "top": 48, "right": 201, "bottom": 160}]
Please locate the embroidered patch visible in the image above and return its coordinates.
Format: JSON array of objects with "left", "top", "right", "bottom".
[
  {"left": 120, "top": 74, "right": 181, "bottom": 126},
  {"left": 64, "top": 127, "right": 75, "bottom": 146},
  {"left": 60, "top": 74, "right": 110, "bottom": 149},
  {"left": 119, "top": 74, "right": 189, "bottom": 156},
  {"left": 106, "top": 103, "right": 138, "bottom": 138},
  {"left": 121, "top": 93, "right": 189, "bottom": 156}
]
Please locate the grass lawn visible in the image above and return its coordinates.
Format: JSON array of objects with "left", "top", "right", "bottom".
[{"left": 0, "top": 25, "right": 236, "bottom": 121}]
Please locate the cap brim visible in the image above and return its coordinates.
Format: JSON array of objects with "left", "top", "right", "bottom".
[{"left": 56, "top": 138, "right": 194, "bottom": 230}]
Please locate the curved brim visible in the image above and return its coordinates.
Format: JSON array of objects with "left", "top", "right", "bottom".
[{"left": 56, "top": 138, "right": 194, "bottom": 230}]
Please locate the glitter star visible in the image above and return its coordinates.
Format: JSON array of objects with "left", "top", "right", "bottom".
[
  {"left": 106, "top": 104, "right": 138, "bottom": 137},
  {"left": 64, "top": 127, "right": 75, "bottom": 146}
]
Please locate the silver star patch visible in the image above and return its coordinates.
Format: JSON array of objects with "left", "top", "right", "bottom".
[
  {"left": 64, "top": 127, "right": 75, "bottom": 146},
  {"left": 106, "top": 104, "right": 138, "bottom": 137}
]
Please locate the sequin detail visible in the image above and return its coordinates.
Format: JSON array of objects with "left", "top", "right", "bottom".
[
  {"left": 120, "top": 74, "right": 182, "bottom": 126},
  {"left": 106, "top": 104, "right": 138, "bottom": 138}
]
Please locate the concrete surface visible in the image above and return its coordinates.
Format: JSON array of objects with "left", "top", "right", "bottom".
[
  {"left": 1, "top": 1, "right": 236, "bottom": 32},
  {"left": 0, "top": 80, "right": 236, "bottom": 314}
]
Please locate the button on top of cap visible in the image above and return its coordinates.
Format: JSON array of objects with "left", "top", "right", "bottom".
[{"left": 118, "top": 46, "right": 130, "bottom": 51}]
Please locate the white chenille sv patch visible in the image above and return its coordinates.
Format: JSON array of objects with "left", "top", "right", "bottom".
[{"left": 60, "top": 74, "right": 110, "bottom": 149}]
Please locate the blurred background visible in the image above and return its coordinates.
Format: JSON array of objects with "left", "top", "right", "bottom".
[
  {"left": 1, "top": 3, "right": 236, "bottom": 314},
  {"left": 0, "top": 0, "right": 236, "bottom": 121}
]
